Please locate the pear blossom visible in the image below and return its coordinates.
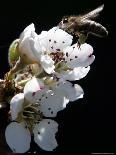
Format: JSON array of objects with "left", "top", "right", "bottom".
[
  {"left": 5, "top": 77, "right": 83, "bottom": 153},
  {"left": 37, "top": 26, "right": 95, "bottom": 79},
  {"left": 17, "top": 23, "right": 95, "bottom": 78}
]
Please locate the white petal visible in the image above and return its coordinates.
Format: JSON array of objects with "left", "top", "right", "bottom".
[
  {"left": 63, "top": 43, "right": 95, "bottom": 68},
  {"left": 19, "top": 23, "right": 35, "bottom": 41},
  {"left": 39, "top": 31, "right": 48, "bottom": 40},
  {"left": 40, "top": 54, "right": 55, "bottom": 74},
  {"left": 38, "top": 31, "right": 49, "bottom": 50},
  {"left": 19, "top": 38, "right": 37, "bottom": 63},
  {"left": 33, "top": 119, "right": 58, "bottom": 151},
  {"left": 47, "top": 28, "right": 73, "bottom": 51},
  {"left": 18, "top": 23, "right": 39, "bottom": 63},
  {"left": 38, "top": 27, "right": 58, "bottom": 51},
  {"left": 10, "top": 93, "right": 24, "bottom": 120},
  {"left": 31, "top": 36, "right": 55, "bottom": 74},
  {"left": 55, "top": 80, "right": 84, "bottom": 101},
  {"left": 28, "top": 37, "right": 42, "bottom": 59},
  {"left": 39, "top": 27, "right": 73, "bottom": 52},
  {"left": 24, "top": 77, "right": 45, "bottom": 103},
  {"left": 5, "top": 122, "right": 31, "bottom": 153},
  {"left": 24, "top": 78, "right": 69, "bottom": 117},
  {"left": 39, "top": 89, "right": 69, "bottom": 117},
  {"left": 28, "top": 38, "right": 55, "bottom": 75},
  {"left": 56, "top": 66, "right": 90, "bottom": 81}
]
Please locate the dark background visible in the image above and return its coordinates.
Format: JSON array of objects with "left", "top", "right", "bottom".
[{"left": 0, "top": 0, "right": 115, "bottom": 154}]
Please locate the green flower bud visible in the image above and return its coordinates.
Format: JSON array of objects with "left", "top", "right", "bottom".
[{"left": 8, "top": 39, "right": 20, "bottom": 67}]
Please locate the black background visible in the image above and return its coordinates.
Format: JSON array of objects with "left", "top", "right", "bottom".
[{"left": 0, "top": 0, "right": 115, "bottom": 154}]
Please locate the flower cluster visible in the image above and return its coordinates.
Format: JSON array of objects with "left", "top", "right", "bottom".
[{"left": 2, "top": 23, "right": 95, "bottom": 153}]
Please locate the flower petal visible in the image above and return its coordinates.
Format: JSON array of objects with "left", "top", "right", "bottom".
[
  {"left": 18, "top": 23, "right": 39, "bottom": 63},
  {"left": 28, "top": 37, "right": 55, "bottom": 74},
  {"left": 39, "top": 27, "right": 73, "bottom": 52},
  {"left": 63, "top": 43, "right": 95, "bottom": 68},
  {"left": 33, "top": 119, "right": 58, "bottom": 151},
  {"left": 38, "top": 89, "right": 69, "bottom": 117},
  {"left": 5, "top": 122, "right": 31, "bottom": 153},
  {"left": 24, "top": 78, "right": 69, "bottom": 117},
  {"left": 19, "top": 23, "right": 36, "bottom": 41},
  {"left": 56, "top": 66, "right": 90, "bottom": 81},
  {"left": 10, "top": 93, "right": 24, "bottom": 120},
  {"left": 40, "top": 54, "right": 55, "bottom": 74},
  {"left": 38, "top": 30, "right": 50, "bottom": 50},
  {"left": 55, "top": 80, "right": 84, "bottom": 101},
  {"left": 24, "top": 77, "right": 46, "bottom": 103}
]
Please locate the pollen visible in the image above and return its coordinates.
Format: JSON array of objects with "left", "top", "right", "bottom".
[{"left": 50, "top": 52, "right": 64, "bottom": 63}]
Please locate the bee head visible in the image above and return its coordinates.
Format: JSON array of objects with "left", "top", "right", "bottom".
[
  {"left": 62, "top": 16, "right": 68, "bottom": 23},
  {"left": 58, "top": 16, "right": 69, "bottom": 30}
]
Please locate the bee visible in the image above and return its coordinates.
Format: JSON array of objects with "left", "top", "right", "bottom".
[{"left": 58, "top": 4, "right": 108, "bottom": 45}]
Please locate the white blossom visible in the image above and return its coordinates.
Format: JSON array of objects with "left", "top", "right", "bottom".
[
  {"left": 37, "top": 26, "right": 95, "bottom": 80},
  {"left": 17, "top": 24, "right": 95, "bottom": 78},
  {"left": 6, "top": 77, "right": 83, "bottom": 153}
]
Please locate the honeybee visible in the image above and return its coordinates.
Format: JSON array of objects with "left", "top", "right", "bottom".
[{"left": 58, "top": 4, "right": 108, "bottom": 45}]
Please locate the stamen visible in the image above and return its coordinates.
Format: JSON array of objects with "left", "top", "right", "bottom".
[
  {"left": 66, "top": 52, "right": 68, "bottom": 57},
  {"left": 51, "top": 111, "right": 53, "bottom": 114},
  {"left": 50, "top": 52, "right": 64, "bottom": 63},
  {"left": 56, "top": 49, "right": 60, "bottom": 51},
  {"left": 32, "top": 92, "right": 36, "bottom": 96}
]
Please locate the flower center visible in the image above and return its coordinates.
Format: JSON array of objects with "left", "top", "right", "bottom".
[
  {"left": 16, "top": 103, "right": 43, "bottom": 132},
  {"left": 50, "top": 52, "right": 65, "bottom": 63}
]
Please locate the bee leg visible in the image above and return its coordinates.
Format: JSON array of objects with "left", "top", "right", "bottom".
[
  {"left": 78, "top": 33, "right": 88, "bottom": 44},
  {"left": 75, "top": 32, "right": 86, "bottom": 48},
  {"left": 74, "top": 33, "right": 81, "bottom": 48}
]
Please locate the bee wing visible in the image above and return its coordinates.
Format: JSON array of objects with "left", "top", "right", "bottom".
[{"left": 82, "top": 4, "right": 104, "bottom": 20}]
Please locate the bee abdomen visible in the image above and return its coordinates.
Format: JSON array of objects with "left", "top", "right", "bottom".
[{"left": 86, "top": 20, "right": 108, "bottom": 37}]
